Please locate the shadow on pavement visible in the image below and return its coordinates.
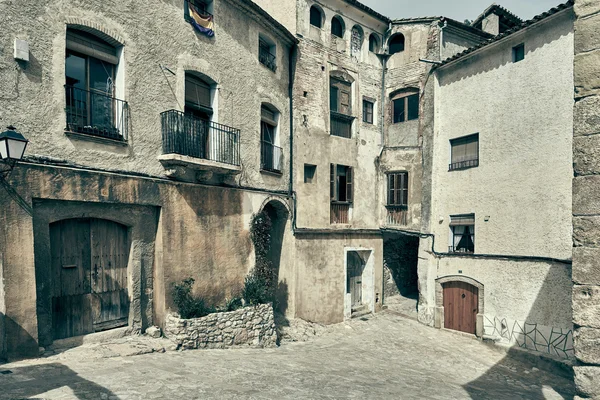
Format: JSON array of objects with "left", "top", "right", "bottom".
[{"left": 0, "top": 362, "right": 118, "bottom": 400}]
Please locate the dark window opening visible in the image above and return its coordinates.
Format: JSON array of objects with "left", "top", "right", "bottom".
[
  {"left": 369, "top": 34, "right": 379, "bottom": 53},
  {"left": 513, "top": 43, "right": 525, "bottom": 62},
  {"left": 389, "top": 33, "right": 405, "bottom": 55},
  {"left": 392, "top": 92, "right": 419, "bottom": 124},
  {"left": 185, "top": 73, "right": 213, "bottom": 120},
  {"left": 363, "top": 99, "right": 374, "bottom": 124},
  {"left": 330, "top": 164, "right": 353, "bottom": 203},
  {"left": 331, "top": 16, "right": 344, "bottom": 38},
  {"left": 261, "top": 104, "right": 282, "bottom": 173},
  {"left": 259, "top": 37, "right": 276, "bottom": 72},
  {"left": 310, "top": 6, "right": 323, "bottom": 28},
  {"left": 449, "top": 133, "right": 479, "bottom": 171},
  {"left": 387, "top": 172, "right": 408, "bottom": 206},
  {"left": 450, "top": 214, "right": 475, "bottom": 253},
  {"left": 304, "top": 164, "right": 317, "bottom": 183}
]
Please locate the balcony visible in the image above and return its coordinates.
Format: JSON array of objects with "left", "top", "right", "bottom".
[
  {"left": 386, "top": 206, "right": 407, "bottom": 226},
  {"left": 261, "top": 141, "right": 283, "bottom": 174},
  {"left": 331, "top": 202, "right": 351, "bottom": 224},
  {"left": 330, "top": 111, "right": 353, "bottom": 138},
  {"left": 65, "top": 86, "right": 128, "bottom": 141},
  {"left": 160, "top": 109, "right": 241, "bottom": 174}
]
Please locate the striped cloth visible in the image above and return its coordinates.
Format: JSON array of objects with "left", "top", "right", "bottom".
[{"left": 189, "top": 3, "right": 214, "bottom": 37}]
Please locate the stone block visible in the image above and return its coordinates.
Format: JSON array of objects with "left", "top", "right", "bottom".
[
  {"left": 574, "top": 366, "right": 600, "bottom": 399},
  {"left": 573, "top": 247, "right": 600, "bottom": 285},
  {"left": 575, "top": 0, "right": 600, "bottom": 18},
  {"left": 574, "top": 216, "right": 600, "bottom": 247},
  {"left": 574, "top": 95, "right": 600, "bottom": 137},
  {"left": 574, "top": 327, "right": 600, "bottom": 364},
  {"left": 145, "top": 326, "right": 161, "bottom": 338},
  {"left": 573, "top": 176, "right": 600, "bottom": 214},
  {"left": 575, "top": 51, "right": 600, "bottom": 98},
  {"left": 575, "top": 13, "right": 600, "bottom": 54},
  {"left": 573, "top": 285, "right": 600, "bottom": 328},
  {"left": 574, "top": 136, "right": 600, "bottom": 176}
]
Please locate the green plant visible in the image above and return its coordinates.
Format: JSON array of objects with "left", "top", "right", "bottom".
[
  {"left": 225, "top": 296, "right": 243, "bottom": 312},
  {"left": 242, "top": 272, "right": 271, "bottom": 305},
  {"left": 246, "top": 211, "right": 277, "bottom": 305},
  {"left": 172, "top": 278, "right": 215, "bottom": 319}
]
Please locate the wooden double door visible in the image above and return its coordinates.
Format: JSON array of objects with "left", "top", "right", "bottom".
[
  {"left": 443, "top": 281, "right": 478, "bottom": 334},
  {"left": 50, "top": 218, "right": 130, "bottom": 340}
]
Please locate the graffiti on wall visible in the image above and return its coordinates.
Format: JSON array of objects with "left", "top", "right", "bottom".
[{"left": 484, "top": 315, "right": 574, "bottom": 359}]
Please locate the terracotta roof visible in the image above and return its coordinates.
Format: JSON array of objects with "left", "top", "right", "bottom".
[
  {"left": 341, "top": 0, "right": 391, "bottom": 23},
  {"left": 437, "top": 0, "right": 574, "bottom": 68},
  {"left": 471, "top": 3, "right": 523, "bottom": 32},
  {"left": 391, "top": 16, "right": 492, "bottom": 40}
]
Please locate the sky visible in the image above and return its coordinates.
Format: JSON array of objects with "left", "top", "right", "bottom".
[{"left": 358, "top": 0, "right": 565, "bottom": 22}]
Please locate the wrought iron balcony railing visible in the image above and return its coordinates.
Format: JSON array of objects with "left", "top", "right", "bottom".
[
  {"left": 448, "top": 245, "right": 474, "bottom": 254},
  {"left": 330, "top": 111, "right": 354, "bottom": 138},
  {"left": 65, "top": 85, "right": 128, "bottom": 141},
  {"left": 261, "top": 141, "right": 283, "bottom": 173},
  {"left": 449, "top": 158, "right": 479, "bottom": 171},
  {"left": 161, "top": 109, "right": 240, "bottom": 166},
  {"left": 259, "top": 42, "right": 277, "bottom": 72}
]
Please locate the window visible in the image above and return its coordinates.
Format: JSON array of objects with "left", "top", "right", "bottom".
[
  {"left": 331, "top": 16, "right": 344, "bottom": 38},
  {"left": 330, "top": 77, "right": 353, "bottom": 138},
  {"left": 304, "top": 164, "right": 317, "bottom": 183},
  {"left": 449, "top": 133, "right": 479, "bottom": 171},
  {"left": 184, "top": 0, "right": 215, "bottom": 37},
  {"left": 369, "top": 34, "right": 379, "bottom": 53},
  {"left": 259, "top": 36, "right": 276, "bottom": 72},
  {"left": 260, "top": 104, "right": 282, "bottom": 173},
  {"left": 387, "top": 172, "right": 408, "bottom": 206},
  {"left": 310, "top": 6, "right": 323, "bottom": 28},
  {"left": 185, "top": 73, "right": 213, "bottom": 120},
  {"left": 512, "top": 43, "right": 525, "bottom": 62},
  {"left": 392, "top": 90, "right": 419, "bottom": 123},
  {"left": 330, "top": 164, "right": 353, "bottom": 203},
  {"left": 65, "top": 28, "right": 127, "bottom": 140},
  {"left": 363, "top": 99, "right": 374, "bottom": 124},
  {"left": 389, "top": 33, "right": 405, "bottom": 55},
  {"left": 450, "top": 214, "right": 475, "bottom": 253}
]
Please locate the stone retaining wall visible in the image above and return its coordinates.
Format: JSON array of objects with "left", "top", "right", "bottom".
[{"left": 164, "top": 303, "right": 277, "bottom": 350}]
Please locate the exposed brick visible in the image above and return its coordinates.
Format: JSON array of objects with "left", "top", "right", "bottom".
[
  {"left": 573, "top": 285, "right": 600, "bottom": 328},
  {"left": 574, "top": 327, "right": 600, "bottom": 365},
  {"left": 573, "top": 247, "right": 600, "bottom": 285}
]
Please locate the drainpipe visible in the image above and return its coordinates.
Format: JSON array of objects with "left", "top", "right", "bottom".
[
  {"left": 379, "top": 22, "right": 393, "bottom": 153},
  {"left": 439, "top": 20, "right": 448, "bottom": 61},
  {"left": 288, "top": 43, "right": 297, "bottom": 221}
]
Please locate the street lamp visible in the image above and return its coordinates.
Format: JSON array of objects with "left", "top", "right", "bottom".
[{"left": 0, "top": 126, "right": 28, "bottom": 162}]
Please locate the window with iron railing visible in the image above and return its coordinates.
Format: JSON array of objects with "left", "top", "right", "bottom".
[
  {"left": 259, "top": 38, "right": 277, "bottom": 72},
  {"left": 449, "top": 214, "right": 475, "bottom": 253},
  {"left": 449, "top": 133, "right": 479, "bottom": 171},
  {"left": 386, "top": 172, "right": 408, "bottom": 225}
]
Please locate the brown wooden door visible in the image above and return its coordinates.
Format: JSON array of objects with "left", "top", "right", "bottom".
[
  {"left": 51, "top": 218, "right": 130, "bottom": 340},
  {"left": 443, "top": 281, "right": 478, "bottom": 334}
]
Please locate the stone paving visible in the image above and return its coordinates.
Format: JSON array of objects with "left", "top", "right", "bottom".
[{"left": 0, "top": 311, "right": 576, "bottom": 399}]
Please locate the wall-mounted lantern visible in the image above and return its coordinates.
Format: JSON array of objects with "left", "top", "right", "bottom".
[{"left": 0, "top": 126, "right": 28, "bottom": 177}]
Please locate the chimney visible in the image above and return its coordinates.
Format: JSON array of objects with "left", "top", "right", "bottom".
[{"left": 481, "top": 12, "right": 500, "bottom": 36}]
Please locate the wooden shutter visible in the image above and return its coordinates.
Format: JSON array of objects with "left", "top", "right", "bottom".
[
  {"left": 388, "top": 174, "right": 395, "bottom": 205},
  {"left": 339, "top": 90, "right": 350, "bottom": 114},
  {"left": 330, "top": 164, "right": 336, "bottom": 200},
  {"left": 401, "top": 173, "right": 408, "bottom": 205},
  {"left": 346, "top": 166, "right": 353, "bottom": 203},
  {"left": 185, "top": 75, "right": 211, "bottom": 108},
  {"left": 330, "top": 86, "right": 339, "bottom": 112}
]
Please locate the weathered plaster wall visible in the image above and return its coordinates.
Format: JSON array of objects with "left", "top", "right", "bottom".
[
  {"left": 0, "top": 163, "right": 292, "bottom": 357},
  {"left": 572, "top": 0, "right": 600, "bottom": 396},
  {"left": 0, "top": 0, "right": 292, "bottom": 191},
  {"left": 252, "top": 0, "right": 297, "bottom": 34},
  {"left": 294, "top": 234, "right": 383, "bottom": 324}
]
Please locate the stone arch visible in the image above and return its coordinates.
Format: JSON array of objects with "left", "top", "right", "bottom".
[
  {"left": 65, "top": 18, "right": 125, "bottom": 46},
  {"left": 309, "top": 4, "right": 325, "bottom": 29},
  {"left": 435, "top": 275, "right": 485, "bottom": 336},
  {"left": 330, "top": 69, "right": 355, "bottom": 85},
  {"left": 369, "top": 33, "right": 380, "bottom": 53},
  {"left": 331, "top": 15, "right": 345, "bottom": 38},
  {"left": 351, "top": 25, "right": 364, "bottom": 57},
  {"left": 388, "top": 32, "right": 406, "bottom": 55}
]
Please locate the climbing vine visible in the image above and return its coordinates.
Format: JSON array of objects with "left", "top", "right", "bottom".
[{"left": 244, "top": 210, "right": 275, "bottom": 305}]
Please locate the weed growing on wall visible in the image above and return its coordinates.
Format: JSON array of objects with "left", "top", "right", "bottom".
[{"left": 244, "top": 210, "right": 275, "bottom": 305}]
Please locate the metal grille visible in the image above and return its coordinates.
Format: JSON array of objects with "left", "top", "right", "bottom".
[
  {"left": 259, "top": 40, "right": 276, "bottom": 72},
  {"left": 386, "top": 207, "right": 407, "bottom": 226},
  {"left": 331, "top": 203, "right": 350, "bottom": 224},
  {"left": 449, "top": 159, "right": 479, "bottom": 171},
  {"left": 161, "top": 109, "right": 240, "bottom": 166},
  {"left": 330, "top": 111, "right": 353, "bottom": 138},
  {"left": 261, "top": 141, "right": 283, "bottom": 173},
  {"left": 65, "top": 86, "right": 128, "bottom": 141}
]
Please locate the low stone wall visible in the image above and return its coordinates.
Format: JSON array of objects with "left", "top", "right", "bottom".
[{"left": 165, "top": 303, "right": 277, "bottom": 350}]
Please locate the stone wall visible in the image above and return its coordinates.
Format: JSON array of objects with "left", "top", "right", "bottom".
[
  {"left": 164, "top": 304, "right": 277, "bottom": 350},
  {"left": 572, "top": 0, "right": 600, "bottom": 397}
]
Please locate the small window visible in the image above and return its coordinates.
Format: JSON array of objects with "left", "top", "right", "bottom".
[
  {"left": 387, "top": 172, "right": 408, "bottom": 206},
  {"left": 304, "top": 164, "right": 317, "bottom": 183},
  {"left": 449, "top": 134, "right": 479, "bottom": 171},
  {"left": 392, "top": 91, "right": 419, "bottom": 124},
  {"left": 389, "top": 33, "right": 405, "bottom": 55},
  {"left": 330, "top": 77, "right": 353, "bottom": 138},
  {"left": 259, "top": 36, "right": 276, "bottom": 72},
  {"left": 261, "top": 104, "right": 282, "bottom": 173},
  {"left": 310, "top": 6, "right": 323, "bottom": 28},
  {"left": 185, "top": 0, "right": 215, "bottom": 37},
  {"left": 330, "top": 164, "right": 353, "bottom": 203},
  {"left": 512, "top": 43, "right": 525, "bottom": 62},
  {"left": 369, "top": 34, "right": 379, "bottom": 53},
  {"left": 450, "top": 214, "right": 475, "bottom": 253},
  {"left": 363, "top": 99, "right": 374, "bottom": 124},
  {"left": 185, "top": 73, "right": 213, "bottom": 120},
  {"left": 331, "top": 16, "right": 344, "bottom": 38}
]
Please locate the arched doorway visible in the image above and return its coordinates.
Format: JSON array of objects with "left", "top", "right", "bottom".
[
  {"left": 258, "top": 199, "right": 290, "bottom": 314},
  {"left": 49, "top": 218, "right": 130, "bottom": 340},
  {"left": 435, "top": 276, "right": 484, "bottom": 336}
]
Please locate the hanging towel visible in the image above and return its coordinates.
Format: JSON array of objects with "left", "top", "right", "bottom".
[{"left": 189, "top": 4, "right": 215, "bottom": 37}]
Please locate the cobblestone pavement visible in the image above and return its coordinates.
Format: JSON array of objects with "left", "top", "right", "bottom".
[{"left": 0, "top": 312, "right": 575, "bottom": 400}]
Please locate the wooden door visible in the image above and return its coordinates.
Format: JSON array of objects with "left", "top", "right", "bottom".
[
  {"left": 347, "top": 252, "right": 363, "bottom": 307},
  {"left": 51, "top": 218, "right": 130, "bottom": 340},
  {"left": 443, "top": 281, "right": 478, "bottom": 334}
]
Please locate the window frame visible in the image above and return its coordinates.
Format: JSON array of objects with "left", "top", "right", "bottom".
[
  {"left": 449, "top": 214, "right": 475, "bottom": 253},
  {"left": 388, "top": 33, "right": 406, "bottom": 55},
  {"left": 449, "top": 133, "right": 479, "bottom": 171},
  {"left": 184, "top": 73, "right": 214, "bottom": 120},
  {"left": 362, "top": 99, "right": 374, "bottom": 124},
  {"left": 309, "top": 5, "right": 323, "bottom": 29},
  {"left": 304, "top": 164, "right": 317, "bottom": 183},
  {"left": 512, "top": 43, "right": 525, "bottom": 63},
  {"left": 330, "top": 163, "right": 353, "bottom": 204},
  {"left": 387, "top": 172, "right": 408, "bottom": 207},
  {"left": 392, "top": 91, "right": 419, "bottom": 124},
  {"left": 331, "top": 16, "right": 345, "bottom": 38},
  {"left": 369, "top": 34, "right": 379, "bottom": 53},
  {"left": 258, "top": 35, "right": 277, "bottom": 72}
]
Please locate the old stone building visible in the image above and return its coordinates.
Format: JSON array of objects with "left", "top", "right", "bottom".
[{"left": 1, "top": 0, "right": 599, "bottom": 394}]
